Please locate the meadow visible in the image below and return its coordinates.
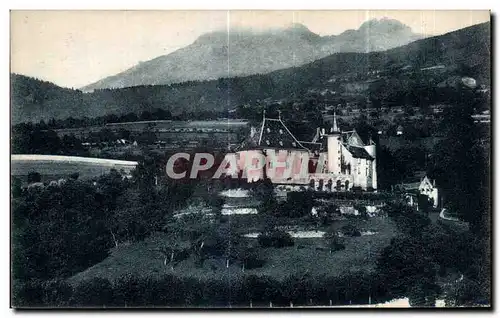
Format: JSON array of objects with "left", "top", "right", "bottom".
[
  {"left": 69, "top": 215, "right": 396, "bottom": 284},
  {"left": 11, "top": 154, "right": 137, "bottom": 183}
]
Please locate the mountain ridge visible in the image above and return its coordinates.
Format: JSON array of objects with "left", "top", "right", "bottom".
[{"left": 81, "top": 18, "right": 424, "bottom": 91}]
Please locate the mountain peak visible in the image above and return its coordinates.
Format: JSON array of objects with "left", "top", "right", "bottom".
[
  {"left": 359, "top": 17, "right": 412, "bottom": 33},
  {"left": 284, "top": 23, "right": 311, "bottom": 32},
  {"left": 282, "top": 23, "right": 320, "bottom": 41},
  {"left": 193, "top": 30, "right": 229, "bottom": 45}
]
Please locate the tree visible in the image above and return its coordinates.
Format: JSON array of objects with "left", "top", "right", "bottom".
[
  {"left": 408, "top": 283, "right": 437, "bottom": 307},
  {"left": 41, "top": 279, "right": 73, "bottom": 307},
  {"left": 417, "top": 193, "right": 431, "bottom": 214},
  {"left": 113, "top": 274, "right": 148, "bottom": 307},
  {"left": 237, "top": 246, "right": 265, "bottom": 271},
  {"left": 354, "top": 205, "right": 368, "bottom": 219},
  {"left": 149, "top": 232, "right": 184, "bottom": 271},
  {"left": 97, "top": 128, "right": 116, "bottom": 143},
  {"left": 242, "top": 275, "right": 280, "bottom": 306},
  {"left": 27, "top": 171, "right": 41, "bottom": 183},
  {"left": 282, "top": 274, "right": 311, "bottom": 305},
  {"left": 340, "top": 224, "right": 361, "bottom": 237},
  {"left": 428, "top": 100, "right": 489, "bottom": 235},
  {"left": 136, "top": 129, "right": 157, "bottom": 145},
  {"left": 258, "top": 229, "right": 294, "bottom": 248},
  {"left": 255, "top": 179, "right": 278, "bottom": 216},
  {"left": 376, "top": 235, "right": 439, "bottom": 300},
  {"left": 11, "top": 176, "right": 23, "bottom": 198},
  {"left": 282, "top": 191, "right": 314, "bottom": 218},
  {"left": 70, "top": 278, "right": 114, "bottom": 307},
  {"left": 140, "top": 111, "right": 153, "bottom": 121},
  {"left": 12, "top": 178, "right": 115, "bottom": 281},
  {"left": 323, "top": 228, "right": 345, "bottom": 253},
  {"left": 117, "top": 128, "right": 131, "bottom": 140},
  {"left": 12, "top": 279, "right": 45, "bottom": 307},
  {"left": 383, "top": 202, "right": 430, "bottom": 236},
  {"left": 445, "top": 277, "right": 490, "bottom": 307}
]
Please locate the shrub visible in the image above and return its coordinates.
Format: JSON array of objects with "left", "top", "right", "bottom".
[
  {"left": 12, "top": 279, "right": 45, "bottom": 308},
  {"left": 42, "top": 279, "right": 73, "bottom": 307},
  {"left": 27, "top": 171, "right": 41, "bottom": 183},
  {"left": 354, "top": 205, "right": 368, "bottom": 218},
  {"left": 258, "top": 229, "right": 294, "bottom": 248},
  {"left": 340, "top": 224, "right": 361, "bottom": 237},
  {"left": 70, "top": 277, "right": 114, "bottom": 307},
  {"left": 323, "top": 229, "right": 345, "bottom": 252},
  {"left": 239, "top": 247, "right": 265, "bottom": 270}
]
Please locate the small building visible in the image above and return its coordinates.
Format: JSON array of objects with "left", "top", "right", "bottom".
[
  {"left": 392, "top": 106, "right": 404, "bottom": 113},
  {"left": 418, "top": 176, "right": 439, "bottom": 208}
]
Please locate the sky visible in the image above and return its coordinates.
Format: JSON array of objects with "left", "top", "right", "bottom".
[{"left": 10, "top": 10, "right": 490, "bottom": 89}]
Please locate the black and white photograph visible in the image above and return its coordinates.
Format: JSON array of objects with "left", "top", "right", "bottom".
[{"left": 9, "top": 9, "right": 491, "bottom": 308}]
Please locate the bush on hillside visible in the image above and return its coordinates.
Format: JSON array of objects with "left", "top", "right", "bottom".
[{"left": 258, "top": 229, "right": 294, "bottom": 248}]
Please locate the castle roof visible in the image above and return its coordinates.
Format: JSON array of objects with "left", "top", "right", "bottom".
[
  {"left": 419, "top": 176, "right": 436, "bottom": 189},
  {"left": 342, "top": 130, "right": 366, "bottom": 147},
  {"left": 239, "top": 113, "right": 375, "bottom": 161},
  {"left": 299, "top": 141, "right": 324, "bottom": 153},
  {"left": 347, "top": 145, "right": 374, "bottom": 160},
  {"left": 258, "top": 118, "right": 310, "bottom": 151}
]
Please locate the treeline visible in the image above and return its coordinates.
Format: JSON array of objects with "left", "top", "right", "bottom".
[
  {"left": 11, "top": 122, "right": 139, "bottom": 157},
  {"left": 33, "top": 109, "right": 237, "bottom": 130},
  {"left": 13, "top": 272, "right": 391, "bottom": 308},
  {"left": 12, "top": 121, "right": 148, "bottom": 157},
  {"left": 11, "top": 123, "right": 89, "bottom": 156},
  {"left": 40, "top": 108, "right": 173, "bottom": 129}
]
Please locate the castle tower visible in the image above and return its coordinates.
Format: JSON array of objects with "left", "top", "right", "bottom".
[
  {"left": 327, "top": 112, "right": 342, "bottom": 174},
  {"left": 364, "top": 134, "right": 376, "bottom": 158},
  {"left": 363, "top": 135, "right": 377, "bottom": 189}
]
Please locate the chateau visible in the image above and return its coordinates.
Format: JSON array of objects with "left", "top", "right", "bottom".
[{"left": 236, "top": 112, "right": 377, "bottom": 191}]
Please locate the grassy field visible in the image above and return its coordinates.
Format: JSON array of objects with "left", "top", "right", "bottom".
[
  {"left": 69, "top": 216, "right": 396, "bottom": 284},
  {"left": 11, "top": 155, "right": 137, "bottom": 183}
]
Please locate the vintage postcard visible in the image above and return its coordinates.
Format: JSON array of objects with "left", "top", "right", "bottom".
[{"left": 10, "top": 10, "right": 491, "bottom": 308}]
